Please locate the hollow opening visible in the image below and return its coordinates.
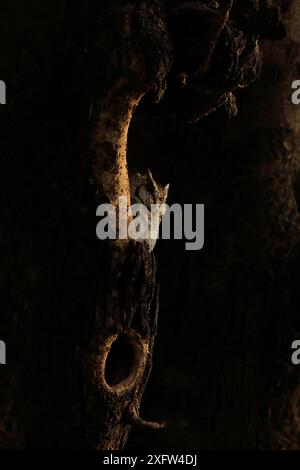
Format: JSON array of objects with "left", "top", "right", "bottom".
[
  {"left": 102, "top": 331, "right": 146, "bottom": 394},
  {"left": 105, "top": 336, "right": 135, "bottom": 387}
]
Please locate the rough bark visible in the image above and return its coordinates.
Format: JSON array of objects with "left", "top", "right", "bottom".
[
  {"left": 0, "top": 0, "right": 172, "bottom": 449},
  {"left": 0, "top": 0, "right": 297, "bottom": 451},
  {"left": 83, "top": 0, "right": 172, "bottom": 450}
]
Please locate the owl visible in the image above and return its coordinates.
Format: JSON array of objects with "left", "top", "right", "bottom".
[{"left": 129, "top": 169, "right": 169, "bottom": 251}]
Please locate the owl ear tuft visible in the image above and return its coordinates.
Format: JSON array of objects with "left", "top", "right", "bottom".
[
  {"left": 164, "top": 184, "right": 170, "bottom": 200},
  {"left": 147, "top": 169, "right": 157, "bottom": 191}
]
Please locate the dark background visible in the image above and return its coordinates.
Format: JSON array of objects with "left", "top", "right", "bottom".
[
  {"left": 1, "top": 0, "right": 300, "bottom": 449},
  {"left": 126, "top": 90, "right": 300, "bottom": 448}
]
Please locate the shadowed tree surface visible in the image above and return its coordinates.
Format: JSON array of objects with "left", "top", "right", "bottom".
[{"left": 1, "top": 0, "right": 300, "bottom": 450}]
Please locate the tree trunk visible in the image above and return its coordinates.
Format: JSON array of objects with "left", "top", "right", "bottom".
[
  {"left": 1, "top": 0, "right": 299, "bottom": 451},
  {"left": 0, "top": 0, "right": 172, "bottom": 449}
]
